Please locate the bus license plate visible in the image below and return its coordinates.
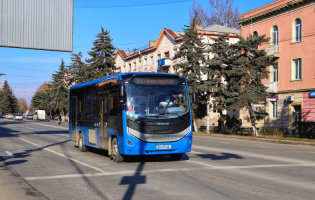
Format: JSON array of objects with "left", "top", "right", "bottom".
[{"left": 156, "top": 145, "right": 171, "bottom": 150}]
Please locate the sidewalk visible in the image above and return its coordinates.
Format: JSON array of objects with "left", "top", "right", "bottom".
[
  {"left": 0, "top": 158, "right": 48, "bottom": 200},
  {"left": 193, "top": 132, "right": 315, "bottom": 147}
]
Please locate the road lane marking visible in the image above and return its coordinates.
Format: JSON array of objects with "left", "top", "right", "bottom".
[
  {"left": 219, "top": 142, "right": 230, "bottom": 144},
  {"left": 25, "top": 122, "right": 68, "bottom": 130},
  {"left": 186, "top": 160, "right": 214, "bottom": 167},
  {"left": 19, "top": 138, "right": 105, "bottom": 173},
  {"left": 23, "top": 163, "right": 315, "bottom": 181},
  {"left": 2, "top": 151, "right": 15, "bottom": 160},
  {"left": 193, "top": 145, "right": 312, "bottom": 164}
]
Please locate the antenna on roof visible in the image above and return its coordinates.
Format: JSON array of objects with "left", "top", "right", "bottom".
[{"left": 127, "top": 48, "right": 130, "bottom": 51}]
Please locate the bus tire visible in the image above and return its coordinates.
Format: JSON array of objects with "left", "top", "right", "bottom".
[
  {"left": 170, "top": 153, "right": 183, "bottom": 161},
  {"left": 78, "top": 133, "right": 87, "bottom": 152},
  {"left": 112, "top": 137, "right": 124, "bottom": 163}
]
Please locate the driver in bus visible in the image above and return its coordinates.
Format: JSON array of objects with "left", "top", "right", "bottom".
[{"left": 159, "top": 95, "right": 175, "bottom": 112}]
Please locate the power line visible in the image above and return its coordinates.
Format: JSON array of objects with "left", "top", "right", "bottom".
[
  {"left": 0, "top": 64, "right": 53, "bottom": 72},
  {"left": 74, "top": 0, "right": 193, "bottom": 8},
  {"left": 74, "top": 42, "right": 148, "bottom": 49}
]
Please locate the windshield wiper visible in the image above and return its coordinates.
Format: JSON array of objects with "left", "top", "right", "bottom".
[{"left": 164, "top": 112, "right": 186, "bottom": 120}]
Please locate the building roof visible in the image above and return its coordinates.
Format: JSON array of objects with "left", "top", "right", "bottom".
[
  {"left": 201, "top": 24, "right": 240, "bottom": 34},
  {"left": 237, "top": 0, "right": 310, "bottom": 25}
]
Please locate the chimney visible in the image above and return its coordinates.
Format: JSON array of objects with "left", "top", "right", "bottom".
[
  {"left": 149, "top": 40, "right": 156, "bottom": 48},
  {"left": 195, "top": 24, "right": 203, "bottom": 29}
]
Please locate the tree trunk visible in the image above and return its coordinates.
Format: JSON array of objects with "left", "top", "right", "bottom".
[{"left": 193, "top": 118, "right": 198, "bottom": 132}]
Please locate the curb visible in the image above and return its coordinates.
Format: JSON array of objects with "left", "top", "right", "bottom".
[{"left": 193, "top": 133, "right": 315, "bottom": 147}]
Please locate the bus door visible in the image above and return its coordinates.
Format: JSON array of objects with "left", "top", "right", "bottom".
[
  {"left": 70, "top": 96, "right": 77, "bottom": 141},
  {"left": 99, "top": 92, "right": 109, "bottom": 149}
]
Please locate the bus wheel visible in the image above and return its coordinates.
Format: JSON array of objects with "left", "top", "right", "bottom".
[
  {"left": 170, "top": 153, "right": 183, "bottom": 161},
  {"left": 112, "top": 137, "right": 124, "bottom": 163},
  {"left": 78, "top": 133, "right": 87, "bottom": 152}
]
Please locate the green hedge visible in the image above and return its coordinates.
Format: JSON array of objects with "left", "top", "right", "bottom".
[{"left": 259, "top": 128, "right": 285, "bottom": 137}]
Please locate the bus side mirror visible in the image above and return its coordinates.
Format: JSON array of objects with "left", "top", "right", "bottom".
[
  {"left": 192, "top": 92, "right": 198, "bottom": 103},
  {"left": 119, "top": 85, "right": 126, "bottom": 104}
]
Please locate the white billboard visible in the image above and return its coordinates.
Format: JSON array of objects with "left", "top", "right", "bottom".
[{"left": 0, "top": 0, "right": 73, "bottom": 52}]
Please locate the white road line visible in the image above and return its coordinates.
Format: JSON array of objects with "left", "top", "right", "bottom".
[
  {"left": 19, "top": 138, "right": 105, "bottom": 173},
  {"left": 27, "top": 122, "right": 68, "bottom": 130},
  {"left": 2, "top": 151, "right": 15, "bottom": 160},
  {"left": 193, "top": 145, "right": 312, "bottom": 164},
  {"left": 24, "top": 163, "right": 315, "bottom": 181},
  {"left": 186, "top": 160, "right": 214, "bottom": 167},
  {"left": 219, "top": 142, "right": 230, "bottom": 144}
]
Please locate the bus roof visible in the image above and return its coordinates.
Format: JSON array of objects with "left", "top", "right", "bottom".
[{"left": 70, "top": 72, "right": 184, "bottom": 90}]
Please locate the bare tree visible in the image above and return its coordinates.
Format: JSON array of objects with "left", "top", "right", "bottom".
[
  {"left": 189, "top": 0, "right": 240, "bottom": 29},
  {"left": 36, "top": 81, "right": 50, "bottom": 92},
  {"left": 189, "top": 1, "right": 210, "bottom": 27},
  {"left": 18, "top": 98, "right": 28, "bottom": 114}
]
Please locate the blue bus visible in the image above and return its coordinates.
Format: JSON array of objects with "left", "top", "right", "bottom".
[{"left": 69, "top": 72, "right": 197, "bottom": 162}]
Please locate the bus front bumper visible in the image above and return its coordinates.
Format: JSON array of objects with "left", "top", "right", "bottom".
[{"left": 121, "top": 133, "right": 193, "bottom": 155}]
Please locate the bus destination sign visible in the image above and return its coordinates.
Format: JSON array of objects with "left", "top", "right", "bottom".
[{"left": 133, "top": 78, "right": 179, "bottom": 85}]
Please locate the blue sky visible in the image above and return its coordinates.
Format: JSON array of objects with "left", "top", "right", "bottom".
[{"left": 0, "top": 0, "right": 274, "bottom": 105}]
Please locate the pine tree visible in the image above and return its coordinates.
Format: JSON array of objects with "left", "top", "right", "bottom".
[
  {"left": 48, "top": 59, "right": 69, "bottom": 115},
  {"left": 67, "top": 52, "right": 87, "bottom": 85},
  {"left": 231, "top": 34, "right": 270, "bottom": 135},
  {"left": 172, "top": 13, "right": 207, "bottom": 132},
  {"left": 201, "top": 33, "right": 270, "bottom": 134},
  {"left": 85, "top": 27, "right": 118, "bottom": 81},
  {"left": 0, "top": 81, "right": 20, "bottom": 114},
  {"left": 200, "top": 34, "right": 238, "bottom": 133}
]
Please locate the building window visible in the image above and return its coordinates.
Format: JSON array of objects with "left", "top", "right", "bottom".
[
  {"left": 158, "top": 54, "right": 161, "bottom": 60},
  {"left": 272, "top": 25, "right": 279, "bottom": 46},
  {"left": 173, "top": 48, "right": 178, "bottom": 57},
  {"left": 164, "top": 51, "right": 170, "bottom": 58},
  {"left": 128, "top": 64, "right": 131, "bottom": 72},
  {"left": 150, "top": 56, "right": 153, "bottom": 66},
  {"left": 271, "top": 101, "right": 277, "bottom": 118},
  {"left": 138, "top": 60, "right": 141, "bottom": 69},
  {"left": 144, "top": 58, "right": 147, "bottom": 67},
  {"left": 292, "top": 58, "right": 302, "bottom": 80},
  {"left": 253, "top": 31, "right": 259, "bottom": 49},
  {"left": 133, "top": 62, "right": 136, "bottom": 71},
  {"left": 272, "top": 64, "right": 278, "bottom": 82},
  {"left": 295, "top": 18, "right": 302, "bottom": 42}
]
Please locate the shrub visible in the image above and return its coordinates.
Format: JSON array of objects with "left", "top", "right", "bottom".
[{"left": 259, "top": 128, "right": 285, "bottom": 137}]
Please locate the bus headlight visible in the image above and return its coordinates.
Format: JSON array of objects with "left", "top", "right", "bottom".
[{"left": 127, "top": 139, "right": 134, "bottom": 146}]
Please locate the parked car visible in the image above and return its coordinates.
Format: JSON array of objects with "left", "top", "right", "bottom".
[
  {"left": 6, "top": 113, "right": 14, "bottom": 119},
  {"left": 27, "top": 114, "right": 33, "bottom": 120},
  {"left": 45, "top": 116, "right": 52, "bottom": 121},
  {"left": 0, "top": 114, "right": 5, "bottom": 118},
  {"left": 54, "top": 116, "right": 59, "bottom": 121},
  {"left": 14, "top": 114, "right": 23, "bottom": 120},
  {"left": 23, "top": 115, "right": 28, "bottom": 118}
]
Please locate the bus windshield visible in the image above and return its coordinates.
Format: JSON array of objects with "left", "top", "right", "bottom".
[{"left": 125, "top": 83, "right": 190, "bottom": 119}]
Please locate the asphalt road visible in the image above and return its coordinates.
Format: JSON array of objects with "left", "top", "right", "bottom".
[{"left": 1, "top": 119, "right": 315, "bottom": 200}]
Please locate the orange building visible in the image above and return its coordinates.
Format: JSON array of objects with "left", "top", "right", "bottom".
[{"left": 237, "top": 0, "right": 315, "bottom": 133}]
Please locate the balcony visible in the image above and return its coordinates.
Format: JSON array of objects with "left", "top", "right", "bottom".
[
  {"left": 264, "top": 45, "right": 280, "bottom": 58},
  {"left": 264, "top": 82, "right": 278, "bottom": 92},
  {"left": 158, "top": 58, "right": 171, "bottom": 67}
]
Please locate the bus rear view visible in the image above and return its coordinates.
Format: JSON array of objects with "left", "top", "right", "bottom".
[{"left": 69, "top": 73, "right": 195, "bottom": 162}]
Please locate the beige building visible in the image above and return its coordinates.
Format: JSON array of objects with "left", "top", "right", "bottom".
[{"left": 114, "top": 24, "right": 240, "bottom": 128}]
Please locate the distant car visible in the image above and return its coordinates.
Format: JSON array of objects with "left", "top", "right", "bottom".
[
  {"left": 0, "top": 114, "right": 5, "bottom": 118},
  {"left": 14, "top": 114, "right": 23, "bottom": 120},
  {"left": 54, "top": 116, "right": 59, "bottom": 121},
  {"left": 6, "top": 113, "right": 14, "bottom": 119},
  {"left": 27, "top": 114, "right": 33, "bottom": 120},
  {"left": 45, "top": 116, "right": 52, "bottom": 121},
  {"left": 23, "top": 115, "right": 28, "bottom": 118}
]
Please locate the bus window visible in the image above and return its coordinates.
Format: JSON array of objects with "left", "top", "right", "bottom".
[
  {"left": 91, "top": 94, "right": 98, "bottom": 120},
  {"left": 109, "top": 91, "right": 122, "bottom": 116}
]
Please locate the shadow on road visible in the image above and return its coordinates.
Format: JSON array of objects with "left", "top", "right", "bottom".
[{"left": 195, "top": 152, "right": 243, "bottom": 160}]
